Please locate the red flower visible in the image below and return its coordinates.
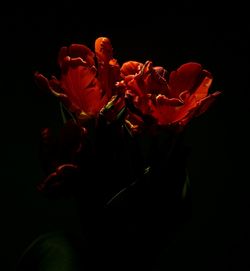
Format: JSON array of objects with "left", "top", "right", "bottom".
[
  {"left": 35, "top": 37, "right": 121, "bottom": 120},
  {"left": 123, "top": 61, "right": 221, "bottom": 130}
]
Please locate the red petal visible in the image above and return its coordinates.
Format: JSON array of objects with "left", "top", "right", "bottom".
[
  {"left": 193, "top": 75, "right": 213, "bottom": 100},
  {"left": 68, "top": 44, "right": 95, "bottom": 66},
  {"left": 121, "top": 61, "right": 143, "bottom": 76},
  {"left": 169, "top": 62, "right": 205, "bottom": 97},
  {"left": 60, "top": 59, "right": 102, "bottom": 114},
  {"left": 34, "top": 72, "right": 67, "bottom": 99},
  {"left": 79, "top": 84, "right": 108, "bottom": 116},
  {"left": 34, "top": 72, "right": 82, "bottom": 114},
  {"left": 127, "top": 77, "right": 144, "bottom": 96},
  {"left": 143, "top": 66, "right": 170, "bottom": 95},
  {"left": 153, "top": 66, "right": 167, "bottom": 78},
  {"left": 96, "top": 59, "right": 120, "bottom": 100},
  {"left": 156, "top": 95, "right": 183, "bottom": 106},
  {"left": 179, "top": 90, "right": 191, "bottom": 102},
  {"left": 154, "top": 99, "right": 180, "bottom": 125},
  {"left": 58, "top": 44, "right": 95, "bottom": 68},
  {"left": 60, "top": 56, "right": 92, "bottom": 73},
  {"left": 170, "top": 75, "right": 214, "bottom": 123},
  {"left": 169, "top": 91, "right": 221, "bottom": 127},
  {"left": 95, "top": 37, "right": 113, "bottom": 64},
  {"left": 194, "top": 91, "right": 221, "bottom": 117}
]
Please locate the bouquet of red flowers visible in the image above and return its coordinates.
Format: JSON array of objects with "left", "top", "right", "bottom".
[
  {"left": 34, "top": 36, "right": 220, "bottom": 199},
  {"left": 18, "top": 37, "right": 221, "bottom": 271}
]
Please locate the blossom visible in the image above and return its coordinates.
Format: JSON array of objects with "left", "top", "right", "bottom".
[
  {"left": 34, "top": 37, "right": 121, "bottom": 121},
  {"left": 34, "top": 37, "right": 222, "bottom": 197},
  {"left": 122, "top": 61, "right": 221, "bottom": 130}
]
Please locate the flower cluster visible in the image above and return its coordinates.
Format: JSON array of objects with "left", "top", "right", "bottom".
[{"left": 34, "top": 37, "right": 221, "bottom": 200}]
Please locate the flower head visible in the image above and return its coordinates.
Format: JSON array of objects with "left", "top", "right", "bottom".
[
  {"left": 35, "top": 37, "right": 121, "bottom": 121},
  {"left": 34, "top": 36, "right": 222, "bottom": 201},
  {"left": 123, "top": 61, "right": 221, "bottom": 131}
]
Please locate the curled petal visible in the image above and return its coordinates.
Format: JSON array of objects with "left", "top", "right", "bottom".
[
  {"left": 156, "top": 95, "right": 183, "bottom": 106},
  {"left": 109, "top": 58, "right": 120, "bottom": 78},
  {"left": 124, "top": 74, "right": 136, "bottom": 84},
  {"left": 140, "top": 61, "right": 153, "bottom": 75},
  {"left": 144, "top": 66, "right": 170, "bottom": 95},
  {"left": 171, "top": 76, "right": 215, "bottom": 123},
  {"left": 171, "top": 91, "right": 221, "bottom": 127},
  {"left": 179, "top": 90, "right": 191, "bottom": 102},
  {"left": 95, "top": 37, "right": 113, "bottom": 64},
  {"left": 126, "top": 61, "right": 170, "bottom": 95},
  {"left": 126, "top": 77, "right": 145, "bottom": 96},
  {"left": 34, "top": 72, "right": 82, "bottom": 113},
  {"left": 153, "top": 66, "right": 167, "bottom": 78},
  {"left": 120, "top": 61, "right": 143, "bottom": 76},
  {"left": 58, "top": 44, "right": 95, "bottom": 68},
  {"left": 34, "top": 72, "right": 68, "bottom": 100},
  {"left": 68, "top": 44, "right": 95, "bottom": 66},
  {"left": 94, "top": 38, "right": 121, "bottom": 100},
  {"left": 169, "top": 62, "right": 211, "bottom": 97},
  {"left": 60, "top": 56, "right": 96, "bottom": 74}
]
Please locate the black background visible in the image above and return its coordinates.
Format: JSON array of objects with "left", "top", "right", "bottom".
[{"left": 1, "top": 2, "right": 250, "bottom": 270}]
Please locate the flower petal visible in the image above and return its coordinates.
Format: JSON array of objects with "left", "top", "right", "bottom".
[
  {"left": 78, "top": 84, "right": 108, "bottom": 116},
  {"left": 193, "top": 91, "right": 221, "bottom": 117},
  {"left": 169, "top": 91, "right": 221, "bottom": 127},
  {"left": 154, "top": 98, "right": 182, "bottom": 125},
  {"left": 156, "top": 94, "right": 183, "bottom": 106},
  {"left": 169, "top": 62, "right": 206, "bottom": 97},
  {"left": 34, "top": 72, "right": 68, "bottom": 100},
  {"left": 144, "top": 65, "right": 170, "bottom": 95},
  {"left": 95, "top": 37, "right": 114, "bottom": 64},
  {"left": 193, "top": 74, "right": 213, "bottom": 100},
  {"left": 60, "top": 59, "right": 103, "bottom": 115},
  {"left": 58, "top": 44, "right": 95, "bottom": 68},
  {"left": 62, "top": 57, "right": 97, "bottom": 89},
  {"left": 94, "top": 37, "right": 121, "bottom": 99},
  {"left": 153, "top": 66, "right": 167, "bottom": 78},
  {"left": 171, "top": 75, "right": 214, "bottom": 122},
  {"left": 126, "top": 61, "right": 170, "bottom": 95},
  {"left": 121, "top": 61, "right": 143, "bottom": 76}
]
